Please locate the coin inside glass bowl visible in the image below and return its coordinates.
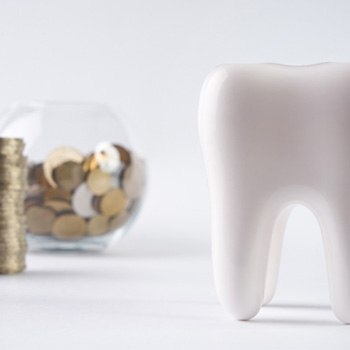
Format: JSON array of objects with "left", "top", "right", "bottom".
[{"left": 24, "top": 142, "right": 145, "bottom": 251}]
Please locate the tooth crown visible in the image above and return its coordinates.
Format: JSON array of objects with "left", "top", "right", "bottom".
[{"left": 198, "top": 63, "right": 350, "bottom": 324}]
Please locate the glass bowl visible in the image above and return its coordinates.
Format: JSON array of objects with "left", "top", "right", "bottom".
[{"left": 0, "top": 101, "right": 146, "bottom": 251}]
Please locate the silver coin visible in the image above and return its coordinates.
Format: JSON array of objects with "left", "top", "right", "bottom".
[{"left": 72, "top": 183, "right": 97, "bottom": 218}]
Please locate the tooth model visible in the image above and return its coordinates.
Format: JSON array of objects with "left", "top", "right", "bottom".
[{"left": 198, "top": 63, "right": 350, "bottom": 324}]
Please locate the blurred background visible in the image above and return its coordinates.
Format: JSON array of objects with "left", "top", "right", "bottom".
[{"left": 1, "top": 1, "right": 350, "bottom": 348}]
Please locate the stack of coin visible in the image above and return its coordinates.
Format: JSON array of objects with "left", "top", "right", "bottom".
[
  {"left": 0, "top": 137, "right": 27, "bottom": 274},
  {"left": 26, "top": 142, "right": 145, "bottom": 241}
]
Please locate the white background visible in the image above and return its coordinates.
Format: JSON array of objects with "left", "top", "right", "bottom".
[{"left": 0, "top": 1, "right": 350, "bottom": 349}]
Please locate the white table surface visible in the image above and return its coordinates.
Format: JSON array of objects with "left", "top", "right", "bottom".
[{"left": 0, "top": 230, "right": 349, "bottom": 350}]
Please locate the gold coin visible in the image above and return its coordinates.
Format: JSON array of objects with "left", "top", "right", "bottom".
[
  {"left": 0, "top": 262, "right": 25, "bottom": 272},
  {"left": 26, "top": 205, "right": 56, "bottom": 235},
  {"left": 0, "top": 203, "right": 25, "bottom": 211},
  {"left": 0, "top": 258, "right": 25, "bottom": 265},
  {"left": 0, "top": 227, "right": 25, "bottom": 234},
  {"left": 0, "top": 228, "right": 27, "bottom": 236},
  {"left": 0, "top": 204, "right": 25, "bottom": 212},
  {"left": 0, "top": 143, "right": 24, "bottom": 151},
  {"left": 0, "top": 220, "right": 26, "bottom": 228},
  {"left": 43, "top": 146, "right": 83, "bottom": 187},
  {"left": 0, "top": 167, "right": 27, "bottom": 176},
  {"left": 0, "top": 234, "right": 27, "bottom": 241},
  {"left": 0, "top": 206, "right": 25, "bottom": 213},
  {"left": 0, "top": 144, "right": 24, "bottom": 154},
  {"left": 0, "top": 184, "right": 27, "bottom": 192},
  {"left": 109, "top": 210, "right": 131, "bottom": 231},
  {"left": 0, "top": 156, "right": 26, "bottom": 168},
  {"left": 0, "top": 248, "right": 26, "bottom": 256},
  {"left": 98, "top": 188, "right": 128, "bottom": 216},
  {"left": 52, "top": 214, "right": 87, "bottom": 239},
  {"left": 0, "top": 202, "right": 25, "bottom": 209},
  {"left": 0, "top": 231, "right": 26, "bottom": 239},
  {"left": 0, "top": 232, "right": 26, "bottom": 240},
  {"left": 0, "top": 205, "right": 25, "bottom": 211},
  {"left": 0, "top": 253, "right": 26, "bottom": 263},
  {"left": 0, "top": 258, "right": 26, "bottom": 267},
  {"left": 0, "top": 263, "right": 25, "bottom": 275},
  {"left": 0, "top": 237, "right": 27, "bottom": 246},
  {"left": 0, "top": 154, "right": 25, "bottom": 162},
  {"left": 0, "top": 163, "right": 26, "bottom": 170},
  {"left": 0, "top": 243, "right": 26, "bottom": 251},
  {"left": 0, "top": 252, "right": 26, "bottom": 260},
  {"left": 122, "top": 153, "right": 146, "bottom": 199},
  {"left": 3, "top": 243, "right": 24, "bottom": 250},
  {"left": 0, "top": 252, "right": 26, "bottom": 259},
  {"left": 0, "top": 264, "right": 26, "bottom": 274},
  {"left": 0, "top": 230, "right": 25, "bottom": 238},
  {"left": 0, "top": 244, "right": 26, "bottom": 252},
  {"left": 87, "top": 169, "right": 113, "bottom": 195},
  {"left": 0, "top": 259, "right": 25, "bottom": 266},
  {"left": 44, "top": 187, "right": 71, "bottom": 202},
  {"left": 0, "top": 190, "right": 26, "bottom": 198},
  {"left": 0, "top": 152, "right": 24, "bottom": 160},
  {"left": 0, "top": 176, "right": 27, "bottom": 186},
  {"left": 53, "top": 161, "right": 84, "bottom": 192},
  {"left": 0, "top": 264, "right": 26, "bottom": 273},
  {"left": 0, "top": 137, "right": 24, "bottom": 145},
  {"left": 72, "top": 183, "right": 97, "bottom": 218},
  {"left": 0, "top": 247, "right": 26, "bottom": 255},
  {"left": 44, "top": 200, "right": 72, "bottom": 213},
  {"left": 87, "top": 215, "right": 109, "bottom": 236},
  {"left": 0, "top": 187, "right": 26, "bottom": 193},
  {"left": 0, "top": 232, "right": 26, "bottom": 239},
  {"left": 0, "top": 238, "right": 27, "bottom": 248},
  {"left": 0, "top": 234, "right": 25, "bottom": 242}
]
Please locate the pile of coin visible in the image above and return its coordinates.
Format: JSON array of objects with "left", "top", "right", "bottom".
[
  {"left": 0, "top": 137, "right": 27, "bottom": 274},
  {"left": 26, "top": 142, "right": 145, "bottom": 241}
]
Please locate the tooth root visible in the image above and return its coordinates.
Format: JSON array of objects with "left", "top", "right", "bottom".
[
  {"left": 213, "top": 197, "right": 273, "bottom": 320},
  {"left": 322, "top": 204, "right": 350, "bottom": 324},
  {"left": 199, "top": 73, "right": 275, "bottom": 320},
  {"left": 263, "top": 207, "right": 292, "bottom": 306}
]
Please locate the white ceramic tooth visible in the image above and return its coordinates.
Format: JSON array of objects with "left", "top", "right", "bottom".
[{"left": 199, "top": 63, "right": 350, "bottom": 324}]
